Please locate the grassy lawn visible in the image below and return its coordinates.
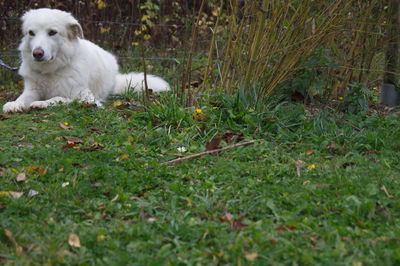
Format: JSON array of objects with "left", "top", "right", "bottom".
[{"left": 0, "top": 91, "right": 400, "bottom": 265}]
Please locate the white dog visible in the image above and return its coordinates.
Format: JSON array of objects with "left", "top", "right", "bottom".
[{"left": 3, "top": 8, "right": 170, "bottom": 113}]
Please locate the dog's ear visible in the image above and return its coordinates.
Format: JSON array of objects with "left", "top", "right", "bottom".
[{"left": 67, "top": 23, "right": 84, "bottom": 40}]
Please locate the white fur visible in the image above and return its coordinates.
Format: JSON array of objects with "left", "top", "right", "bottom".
[{"left": 3, "top": 8, "right": 170, "bottom": 113}]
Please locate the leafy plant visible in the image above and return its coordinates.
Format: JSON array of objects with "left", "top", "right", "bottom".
[{"left": 340, "top": 82, "right": 373, "bottom": 113}]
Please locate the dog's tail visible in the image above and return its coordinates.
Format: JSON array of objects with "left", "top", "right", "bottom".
[{"left": 113, "top": 72, "right": 170, "bottom": 94}]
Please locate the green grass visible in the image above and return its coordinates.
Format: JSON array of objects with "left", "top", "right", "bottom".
[{"left": 0, "top": 91, "right": 400, "bottom": 265}]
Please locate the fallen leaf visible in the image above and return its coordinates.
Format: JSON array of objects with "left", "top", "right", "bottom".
[
  {"left": 71, "top": 163, "right": 88, "bottom": 168},
  {"left": 364, "top": 150, "right": 381, "bottom": 155},
  {"left": 111, "top": 194, "right": 119, "bottom": 202},
  {"left": 147, "top": 217, "right": 157, "bottom": 223},
  {"left": 81, "top": 102, "right": 98, "bottom": 108},
  {"left": 274, "top": 224, "right": 298, "bottom": 231},
  {"left": 305, "top": 150, "right": 314, "bottom": 156},
  {"left": 113, "top": 100, "right": 126, "bottom": 109},
  {"left": 206, "top": 137, "right": 222, "bottom": 151},
  {"left": 68, "top": 234, "right": 81, "bottom": 248},
  {"left": 0, "top": 114, "right": 11, "bottom": 120},
  {"left": 121, "top": 113, "right": 131, "bottom": 119},
  {"left": 26, "top": 166, "right": 39, "bottom": 171},
  {"left": 89, "top": 127, "right": 103, "bottom": 134},
  {"left": 17, "top": 143, "right": 34, "bottom": 148},
  {"left": 61, "top": 143, "right": 78, "bottom": 150},
  {"left": 16, "top": 173, "right": 26, "bottom": 182},
  {"left": 38, "top": 167, "right": 45, "bottom": 176},
  {"left": 327, "top": 143, "right": 337, "bottom": 150},
  {"left": 78, "top": 143, "right": 104, "bottom": 152},
  {"left": 245, "top": 252, "right": 258, "bottom": 262},
  {"left": 57, "top": 249, "right": 73, "bottom": 256},
  {"left": 27, "top": 189, "right": 39, "bottom": 198},
  {"left": 4, "top": 229, "right": 24, "bottom": 256},
  {"left": 120, "top": 154, "right": 129, "bottom": 160},
  {"left": 232, "top": 218, "right": 248, "bottom": 231},
  {"left": 60, "top": 122, "right": 73, "bottom": 130},
  {"left": 225, "top": 212, "right": 234, "bottom": 222},
  {"left": 9, "top": 192, "right": 22, "bottom": 199},
  {"left": 63, "top": 136, "right": 84, "bottom": 144},
  {"left": 91, "top": 182, "right": 102, "bottom": 187},
  {"left": 223, "top": 131, "right": 245, "bottom": 144},
  {"left": 295, "top": 160, "right": 305, "bottom": 177},
  {"left": 62, "top": 182, "right": 70, "bottom": 187}
]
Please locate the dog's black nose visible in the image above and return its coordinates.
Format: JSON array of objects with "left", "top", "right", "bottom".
[{"left": 32, "top": 48, "right": 44, "bottom": 60}]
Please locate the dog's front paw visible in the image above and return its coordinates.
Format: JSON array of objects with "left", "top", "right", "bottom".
[
  {"left": 3, "top": 101, "right": 27, "bottom": 113},
  {"left": 30, "top": 100, "right": 49, "bottom": 109}
]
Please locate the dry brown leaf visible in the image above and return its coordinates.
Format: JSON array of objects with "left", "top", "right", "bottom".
[
  {"left": 38, "top": 167, "right": 45, "bottom": 176},
  {"left": 0, "top": 114, "right": 11, "bottom": 120},
  {"left": 274, "top": 224, "right": 298, "bottom": 231},
  {"left": 206, "top": 137, "right": 222, "bottom": 151},
  {"left": 63, "top": 136, "right": 84, "bottom": 144},
  {"left": 305, "top": 150, "right": 314, "bottom": 156},
  {"left": 60, "top": 122, "right": 73, "bottom": 130},
  {"left": 61, "top": 143, "right": 78, "bottom": 150},
  {"left": 68, "top": 234, "right": 81, "bottom": 248}
]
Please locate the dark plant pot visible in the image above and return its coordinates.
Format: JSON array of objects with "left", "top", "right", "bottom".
[{"left": 381, "top": 83, "right": 400, "bottom": 106}]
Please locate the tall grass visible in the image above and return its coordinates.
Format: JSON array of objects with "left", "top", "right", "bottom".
[{"left": 199, "top": 0, "right": 388, "bottom": 105}]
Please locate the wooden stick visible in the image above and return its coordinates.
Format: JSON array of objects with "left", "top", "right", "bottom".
[{"left": 160, "top": 139, "right": 263, "bottom": 166}]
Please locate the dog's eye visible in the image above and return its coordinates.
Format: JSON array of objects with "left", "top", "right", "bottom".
[
  {"left": 48, "top": 30, "right": 57, "bottom": 36},
  {"left": 28, "top": 30, "right": 35, "bottom": 36}
]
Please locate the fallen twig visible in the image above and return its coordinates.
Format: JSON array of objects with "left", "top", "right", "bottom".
[{"left": 160, "top": 139, "right": 263, "bottom": 166}]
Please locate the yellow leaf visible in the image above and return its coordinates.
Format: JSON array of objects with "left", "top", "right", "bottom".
[
  {"left": 27, "top": 165, "right": 39, "bottom": 171},
  {"left": 121, "top": 154, "right": 129, "bottom": 160},
  {"left": 68, "top": 234, "right": 81, "bottom": 248},
  {"left": 113, "top": 100, "right": 124, "bottom": 108},
  {"left": 245, "top": 252, "right": 258, "bottom": 261}
]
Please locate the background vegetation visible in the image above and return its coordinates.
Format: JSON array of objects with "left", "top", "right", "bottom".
[{"left": 0, "top": 0, "right": 394, "bottom": 108}]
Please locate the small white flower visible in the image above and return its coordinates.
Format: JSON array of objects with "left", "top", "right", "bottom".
[
  {"left": 177, "top": 146, "right": 187, "bottom": 153},
  {"left": 62, "top": 182, "right": 70, "bottom": 187}
]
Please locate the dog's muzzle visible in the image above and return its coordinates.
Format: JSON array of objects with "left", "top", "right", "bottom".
[{"left": 32, "top": 48, "right": 45, "bottom": 61}]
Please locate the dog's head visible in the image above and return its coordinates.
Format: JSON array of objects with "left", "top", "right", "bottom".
[{"left": 19, "top": 8, "right": 84, "bottom": 63}]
